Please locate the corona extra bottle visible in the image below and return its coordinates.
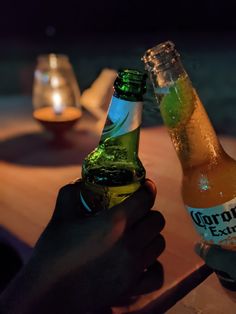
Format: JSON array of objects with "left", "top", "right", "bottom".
[
  {"left": 80, "top": 69, "right": 146, "bottom": 213},
  {"left": 143, "top": 41, "right": 236, "bottom": 289}
]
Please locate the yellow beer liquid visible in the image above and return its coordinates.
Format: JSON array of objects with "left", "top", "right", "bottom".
[
  {"left": 182, "top": 149, "right": 236, "bottom": 209},
  {"left": 160, "top": 75, "right": 236, "bottom": 251},
  {"left": 81, "top": 179, "right": 142, "bottom": 213},
  {"left": 160, "top": 75, "right": 236, "bottom": 209},
  {"left": 81, "top": 127, "right": 145, "bottom": 213}
]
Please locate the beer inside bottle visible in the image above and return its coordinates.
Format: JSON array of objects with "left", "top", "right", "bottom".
[
  {"left": 80, "top": 69, "right": 146, "bottom": 213},
  {"left": 143, "top": 41, "right": 236, "bottom": 289}
]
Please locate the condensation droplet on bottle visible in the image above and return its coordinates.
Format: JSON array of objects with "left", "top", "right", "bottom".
[{"left": 199, "top": 175, "right": 210, "bottom": 191}]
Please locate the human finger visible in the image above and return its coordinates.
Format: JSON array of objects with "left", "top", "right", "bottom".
[
  {"left": 139, "top": 234, "right": 165, "bottom": 269},
  {"left": 195, "top": 242, "right": 236, "bottom": 279},
  {"left": 132, "top": 261, "right": 164, "bottom": 295},
  {"left": 113, "top": 262, "right": 164, "bottom": 307},
  {"left": 107, "top": 179, "right": 157, "bottom": 230},
  {"left": 51, "top": 180, "right": 85, "bottom": 222},
  {"left": 126, "top": 211, "right": 165, "bottom": 250}
]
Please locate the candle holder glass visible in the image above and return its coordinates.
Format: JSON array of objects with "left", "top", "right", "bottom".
[{"left": 33, "top": 54, "right": 82, "bottom": 139}]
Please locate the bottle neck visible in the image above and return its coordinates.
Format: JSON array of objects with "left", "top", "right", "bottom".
[
  {"left": 146, "top": 56, "right": 224, "bottom": 170},
  {"left": 100, "top": 94, "right": 143, "bottom": 157}
]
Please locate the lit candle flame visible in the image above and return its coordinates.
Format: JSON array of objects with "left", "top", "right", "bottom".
[
  {"left": 52, "top": 91, "right": 64, "bottom": 115},
  {"left": 51, "top": 76, "right": 60, "bottom": 88}
]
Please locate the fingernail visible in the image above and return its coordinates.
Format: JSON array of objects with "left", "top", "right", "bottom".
[
  {"left": 71, "top": 178, "right": 82, "bottom": 184},
  {"left": 142, "top": 179, "right": 157, "bottom": 208},
  {"left": 194, "top": 242, "right": 211, "bottom": 259},
  {"left": 145, "top": 178, "right": 157, "bottom": 195}
]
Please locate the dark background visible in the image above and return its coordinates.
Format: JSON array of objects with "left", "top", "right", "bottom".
[
  {"left": 1, "top": 0, "right": 236, "bottom": 135},
  {"left": 1, "top": 0, "right": 236, "bottom": 38}
]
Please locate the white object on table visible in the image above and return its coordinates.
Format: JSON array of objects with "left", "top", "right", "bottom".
[{"left": 80, "top": 68, "right": 117, "bottom": 122}]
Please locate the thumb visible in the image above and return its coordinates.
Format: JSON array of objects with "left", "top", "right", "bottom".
[
  {"left": 195, "top": 242, "right": 236, "bottom": 279},
  {"left": 51, "top": 180, "right": 86, "bottom": 222}
]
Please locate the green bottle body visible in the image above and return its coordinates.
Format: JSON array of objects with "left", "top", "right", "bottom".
[{"left": 81, "top": 69, "right": 146, "bottom": 213}]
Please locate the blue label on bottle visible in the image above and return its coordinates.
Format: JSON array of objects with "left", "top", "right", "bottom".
[
  {"left": 101, "top": 96, "right": 142, "bottom": 140},
  {"left": 187, "top": 197, "right": 236, "bottom": 246}
]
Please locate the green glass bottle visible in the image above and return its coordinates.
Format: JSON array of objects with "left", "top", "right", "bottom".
[{"left": 80, "top": 69, "right": 147, "bottom": 213}]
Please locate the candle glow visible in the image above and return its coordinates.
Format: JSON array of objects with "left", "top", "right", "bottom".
[{"left": 52, "top": 91, "right": 64, "bottom": 115}]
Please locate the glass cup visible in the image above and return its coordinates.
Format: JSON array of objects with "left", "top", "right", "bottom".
[{"left": 33, "top": 54, "right": 82, "bottom": 138}]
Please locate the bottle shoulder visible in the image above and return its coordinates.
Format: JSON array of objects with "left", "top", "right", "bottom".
[{"left": 82, "top": 144, "right": 145, "bottom": 186}]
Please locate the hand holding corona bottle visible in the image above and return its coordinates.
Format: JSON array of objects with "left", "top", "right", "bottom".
[
  {"left": 143, "top": 41, "right": 236, "bottom": 289},
  {"left": 80, "top": 69, "right": 147, "bottom": 213}
]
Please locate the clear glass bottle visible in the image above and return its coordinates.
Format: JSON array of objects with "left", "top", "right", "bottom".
[
  {"left": 143, "top": 41, "right": 236, "bottom": 290},
  {"left": 80, "top": 69, "right": 147, "bottom": 213},
  {"left": 33, "top": 54, "right": 81, "bottom": 136}
]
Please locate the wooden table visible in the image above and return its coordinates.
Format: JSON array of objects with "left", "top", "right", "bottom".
[
  {"left": 167, "top": 273, "right": 236, "bottom": 314},
  {"left": 1, "top": 96, "right": 236, "bottom": 313}
]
